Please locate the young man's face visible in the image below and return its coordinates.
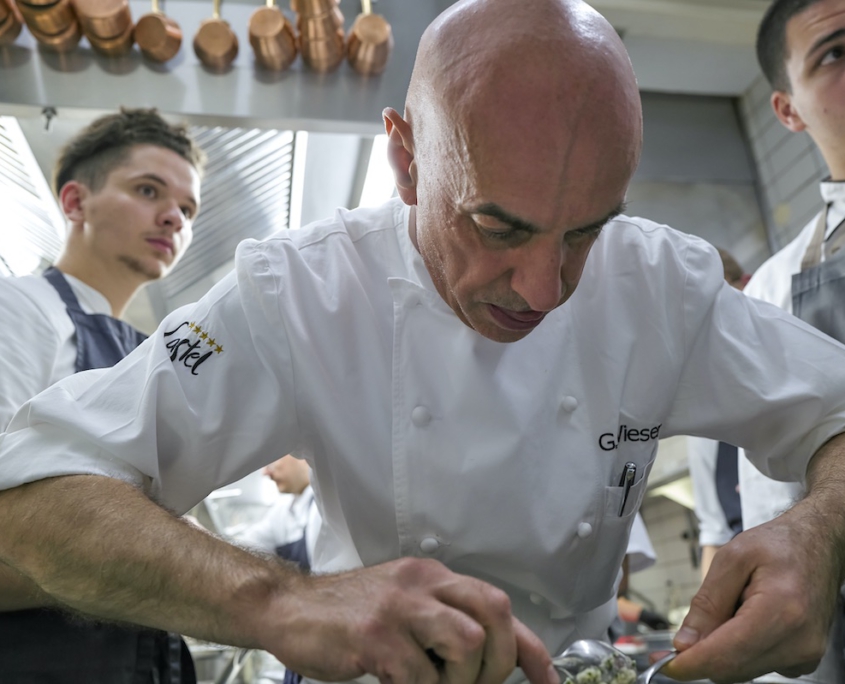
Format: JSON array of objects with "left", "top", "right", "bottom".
[
  {"left": 774, "top": 0, "right": 845, "bottom": 175},
  {"left": 71, "top": 144, "right": 201, "bottom": 281}
]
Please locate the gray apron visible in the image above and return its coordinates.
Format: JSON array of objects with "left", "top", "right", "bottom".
[
  {"left": 788, "top": 205, "right": 845, "bottom": 684},
  {"left": 0, "top": 267, "right": 196, "bottom": 684}
]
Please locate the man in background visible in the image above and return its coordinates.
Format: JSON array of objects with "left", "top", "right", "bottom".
[
  {"left": 0, "top": 108, "right": 204, "bottom": 683},
  {"left": 715, "top": 1, "right": 845, "bottom": 680},
  {"left": 236, "top": 455, "right": 319, "bottom": 570}
]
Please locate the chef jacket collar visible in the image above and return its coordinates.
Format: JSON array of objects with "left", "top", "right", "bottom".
[
  {"left": 819, "top": 180, "right": 845, "bottom": 240},
  {"left": 393, "top": 203, "right": 454, "bottom": 313}
]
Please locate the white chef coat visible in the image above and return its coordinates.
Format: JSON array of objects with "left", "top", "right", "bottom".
[
  {"left": 688, "top": 436, "right": 735, "bottom": 547},
  {"left": 0, "top": 272, "right": 112, "bottom": 430},
  {"left": 235, "top": 485, "right": 318, "bottom": 560},
  {"left": 2, "top": 199, "right": 845, "bottom": 660},
  {"left": 738, "top": 181, "right": 845, "bottom": 530}
]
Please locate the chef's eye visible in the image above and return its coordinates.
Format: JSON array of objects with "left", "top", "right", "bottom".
[
  {"left": 821, "top": 46, "right": 844, "bottom": 66},
  {"left": 565, "top": 226, "right": 603, "bottom": 245}
]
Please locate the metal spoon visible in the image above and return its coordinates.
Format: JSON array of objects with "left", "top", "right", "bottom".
[{"left": 551, "top": 640, "right": 678, "bottom": 684}]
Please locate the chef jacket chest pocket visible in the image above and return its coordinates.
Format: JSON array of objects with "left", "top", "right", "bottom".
[{"left": 569, "top": 459, "right": 654, "bottom": 613}]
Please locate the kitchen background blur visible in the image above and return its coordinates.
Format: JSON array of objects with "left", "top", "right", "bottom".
[{"left": 0, "top": 0, "right": 824, "bottom": 680}]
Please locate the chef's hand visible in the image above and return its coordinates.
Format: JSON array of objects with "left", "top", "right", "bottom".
[
  {"left": 664, "top": 437, "right": 845, "bottom": 684},
  {"left": 260, "top": 557, "right": 558, "bottom": 684}
]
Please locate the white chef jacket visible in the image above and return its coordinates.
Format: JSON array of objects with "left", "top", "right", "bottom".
[
  {"left": 0, "top": 272, "right": 112, "bottom": 430},
  {"left": 688, "top": 437, "right": 735, "bottom": 547},
  {"left": 739, "top": 181, "right": 845, "bottom": 530},
  {"left": 2, "top": 199, "right": 845, "bottom": 659},
  {"left": 235, "top": 485, "right": 318, "bottom": 560}
]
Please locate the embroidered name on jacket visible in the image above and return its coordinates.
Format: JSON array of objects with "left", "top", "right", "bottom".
[
  {"left": 163, "top": 321, "right": 223, "bottom": 375},
  {"left": 598, "top": 424, "right": 661, "bottom": 451}
]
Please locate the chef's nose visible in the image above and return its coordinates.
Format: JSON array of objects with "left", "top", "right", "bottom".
[{"left": 510, "top": 241, "right": 566, "bottom": 313}]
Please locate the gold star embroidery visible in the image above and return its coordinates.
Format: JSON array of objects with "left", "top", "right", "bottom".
[
  {"left": 206, "top": 337, "right": 216, "bottom": 347},
  {"left": 215, "top": 345, "right": 223, "bottom": 354},
  {"left": 200, "top": 332, "right": 208, "bottom": 340}
]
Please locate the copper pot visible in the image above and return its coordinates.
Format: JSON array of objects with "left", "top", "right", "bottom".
[
  {"left": 297, "top": 5, "right": 342, "bottom": 39},
  {"left": 193, "top": 0, "right": 237, "bottom": 71},
  {"left": 300, "top": 28, "right": 343, "bottom": 71},
  {"left": 18, "top": 0, "right": 76, "bottom": 36},
  {"left": 74, "top": 0, "right": 130, "bottom": 40},
  {"left": 249, "top": 0, "right": 296, "bottom": 71},
  {"left": 294, "top": 0, "right": 335, "bottom": 17},
  {"left": 347, "top": 10, "right": 391, "bottom": 75},
  {"left": 135, "top": 0, "right": 180, "bottom": 62},
  {"left": 87, "top": 15, "right": 132, "bottom": 54},
  {"left": 0, "top": 0, "right": 10, "bottom": 25},
  {"left": 28, "top": 15, "right": 81, "bottom": 50},
  {"left": 0, "top": 0, "right": 23, "bottom": 45}
]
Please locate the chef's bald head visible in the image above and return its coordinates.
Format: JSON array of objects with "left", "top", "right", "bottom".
[{"left": 401, "top": 0, "right": 642, "bottom": 184}]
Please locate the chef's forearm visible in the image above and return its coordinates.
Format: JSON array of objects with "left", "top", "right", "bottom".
[
  {"left": 804, "top": 432, "right": 845, "bottom": 584},
  {"left": 0, "top": 560, "right": 57, "bottom": 611},
  {"left": 0, "top": 475, "right": 298, "bottom": 647}
]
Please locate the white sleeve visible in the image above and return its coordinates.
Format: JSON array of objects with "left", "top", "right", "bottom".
[
  {"left": 664, "top": 239, "right": 845, "bottom": 484},
  {"left": 625, "top": 513, "right": 656, "bottom": 573},
  {"left": 234, "top": 497, "right": 296, "bottom": 554},
  {"left": 0, "top": 243, "right": 301, "bottom": 514},
  {"left": 0, "top": 280, "right": 64, "bottom": 431},
  {"left": 687, "top": 437, "right": 734, "bottom": 547}
]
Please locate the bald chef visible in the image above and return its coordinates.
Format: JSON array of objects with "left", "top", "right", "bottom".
[{"left": 1, "top": 2, "right": 845, "bottom": 684}]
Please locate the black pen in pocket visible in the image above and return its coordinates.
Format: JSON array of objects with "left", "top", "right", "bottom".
[{"left": 618, "top": 461, "right": 637, "bottom": 516}]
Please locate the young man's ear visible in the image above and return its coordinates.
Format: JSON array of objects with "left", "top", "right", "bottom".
[
  {"left": 59, "top": 181, "right": 88, "bottom": 224},
  {"left": 771, "top": 90, "right": 807, "bottom": 133},
  {"left": 383, "top": 107, "right": 417, "bottom": 206}
]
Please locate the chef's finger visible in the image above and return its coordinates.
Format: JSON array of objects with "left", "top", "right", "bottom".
[
  {"left": 514, "top": 616, "right": 558, "bottom": 684},
  {"left": 433, "top": 577, "right": 518, "bottom": 684},
  {"left": 409, "top": 604, "right": 485, "bottom": 684},
  {"left": 670, "top": 543, "right": 749, "bottom": 656},
  {"left": 665, "top": 589, "right": 823, "bottom": 683}
]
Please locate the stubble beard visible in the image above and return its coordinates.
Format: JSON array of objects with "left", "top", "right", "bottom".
[{"left": 118, "top": 254, "right": 165, "bottom": 281}]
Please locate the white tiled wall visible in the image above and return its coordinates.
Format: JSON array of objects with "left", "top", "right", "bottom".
[{"left": 740, "top": 75, "right": 829, "bottom": 251}]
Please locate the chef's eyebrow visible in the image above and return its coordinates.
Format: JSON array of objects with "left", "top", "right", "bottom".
[
  {"left": 807, "top": 28, "right": 845, "bottom": 62},
  {"left": 470, "top": 202, "right": 627, "bottom": 234}
]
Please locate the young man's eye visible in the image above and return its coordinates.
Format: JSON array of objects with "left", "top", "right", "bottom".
[
  {"left": 821, "top": 46, "right": 844, "bottom": 66},
  {"left": 138, "top": 185, "right": 157, "bottom": 198},
  {"left": 181, "top": 207, "right": 193, "bottom": 220}
]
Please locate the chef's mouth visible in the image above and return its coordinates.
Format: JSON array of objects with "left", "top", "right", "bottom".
[{"left": 487, "top": 304, "right": 546, "bottom": 331}]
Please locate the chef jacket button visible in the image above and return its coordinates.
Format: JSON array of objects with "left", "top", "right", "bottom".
[
  {"left": 420, "top": 536, "right": 440, "bottom": 553},
  {"left": 529, "top": 592, "right": 544, "bottom": 606},
  {"left": 577, "top": 522, "right": 593, "bottom": 538},
  {"left": 561, "top": 396, "right": 578, "bottom": 412},
  {"left": 411, "top": 405, "right": 432, "bottom": 427}
]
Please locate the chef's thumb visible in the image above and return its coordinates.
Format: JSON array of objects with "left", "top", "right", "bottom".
[{"left": 673, "top": 556, "right": 745, "bottom": 652}]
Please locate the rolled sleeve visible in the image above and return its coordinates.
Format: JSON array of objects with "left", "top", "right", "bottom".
[
  {"left": 666, "top": 240, "right": 845, "bottom": 484},
  {"left": 0, "top": 243, "right": 301, "bottom": 514}
]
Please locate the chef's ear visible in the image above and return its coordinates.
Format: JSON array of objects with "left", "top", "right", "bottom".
[
  {"left": 59, "top": 181, "right": 89, "bottom": 224},
  {"left": 771, "top": 90, "right": 807, "bottom": 133},
  {"left": 383, "top": 107, "right": 417, "bottom": 206}
]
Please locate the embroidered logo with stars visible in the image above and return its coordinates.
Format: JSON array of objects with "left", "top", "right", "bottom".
[{"left": 163, "top": 321, "right": 223, "bottom": 375}]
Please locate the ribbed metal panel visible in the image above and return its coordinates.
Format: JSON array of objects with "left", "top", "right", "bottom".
[
  {"left": 154, "top": 126, "right": 295, "bottom": 302},
  {"left": 0, "top": 117, "right": 65, "bottom": 276}
]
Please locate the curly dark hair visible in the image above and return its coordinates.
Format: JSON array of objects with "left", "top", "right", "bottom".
[
  {"left": 52, "top": 108, "right": 206, "bottom": 196},
  {"left": 756, "top": 0, "right": 822, "bottom": 92}
]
